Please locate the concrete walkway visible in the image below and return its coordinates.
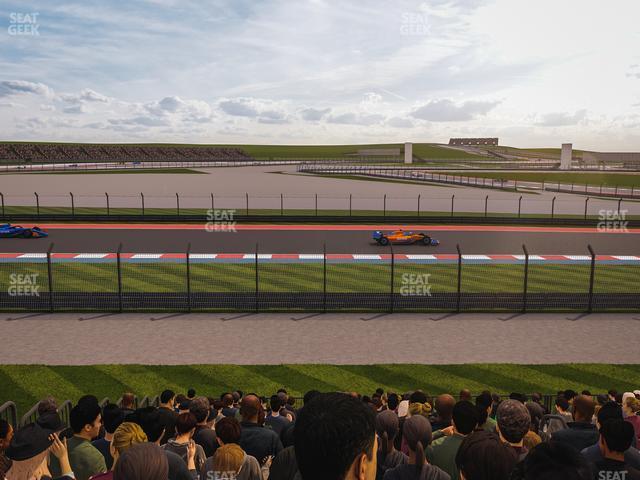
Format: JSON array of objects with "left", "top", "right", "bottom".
[{"left": 2, "top": 312, "right": 639, "bottom": 365}]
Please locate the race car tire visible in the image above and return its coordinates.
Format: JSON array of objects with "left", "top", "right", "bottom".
[
  {"left": 21, "top": 230, "right": 33, "bottom": 238},
  {"left": 377, "top": 237, "right": 389, "bottom": 246},
  {"left": 421, "top": 235, "right": 432, "bottom": 245}
]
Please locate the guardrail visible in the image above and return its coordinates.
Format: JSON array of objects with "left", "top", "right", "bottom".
[{"left": 0, "top": 401, "right": 18, "bottom": 430}]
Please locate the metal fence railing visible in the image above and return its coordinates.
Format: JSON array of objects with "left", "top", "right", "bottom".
[
  {"left": 1, "top": 244, "right": 638, "bottom": 313},
  {"left": 0, "top": 401, "right": 18, "bottom": 430}
]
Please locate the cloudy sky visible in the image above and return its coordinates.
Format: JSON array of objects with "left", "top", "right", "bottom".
[{"left": 1, "top": 0, "right": 639, "bottom": 150}]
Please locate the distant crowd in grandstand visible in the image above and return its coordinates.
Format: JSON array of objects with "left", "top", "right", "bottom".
[
  {"left": 0, "top": 143, "right": 252, "bottom": 163},
  {"left": 2, "top": 387, "right": 640, "bottom": 480}
]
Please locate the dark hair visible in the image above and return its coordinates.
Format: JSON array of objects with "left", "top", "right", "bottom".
[
  {"left": 77, "top": 395, "right": 99, "bottom": 406},
  {"left": 113, "top": 442, "right": 168, "bottom": 480},
  {"left": 189, "top": 397, "right": 210, "bottom": 423},
  {"left": 453, "top": 401, "right": 479, "bottom": 435},
  {"left": 572, "top": 395, "right": 595, "bottom": 422},
  {"left": 287, "top": 397, "right": 296, "bottom": 407},
  {"left": 70, "top": 402, "right": 101, "bottom": 434},
  {"left": 102, "top": 404, "right": 125, "bottom": 434},
  {"left": 232, "top": 392, "right": 241, "bottom": 403},
  {"left": 215, "top": 416, "right": 241, "bottom": 444},
  {"left": 128, "top": 407, "right": 164, "bottom": 443},
  {"left": 303, "top": 390, "right": 321, "bottom": 405},
  {"left": 563, "top": 390, "right": 577, "bottom": 401},
  {"left": 376, "top": 388, "right": 384, "bottom": 396},
  {"left": 600, "top": 419, "right": 634, "bottom": 453},
  {"left": 160, "top": 390, "right": 175, "bottom": 404},
  {"left": 515, "top": 441, "right": 591, "bottom": 480},
  {"left": 475, "top": 393, "right": 493, "bottom": 426},
  {"left": 456, "top": 430, "right": 518, "bottom": 480},
  {"left": 294, "top": 393, "right": 375, "bottom": 480},
  {"left": 213, "top": 400, "right": 224, "bottom": 412},
  {"left": 187, "top": 388, "right": 196, "bottom": 399},
  {"left": 403, "top": 415, "right": 432, "bottom": 470},
  {"left": 38, "top": 397, "right": 58, "bottom": 416},
  {"left": 387, "top": 393, "right": 400, "bottom": 411},
  {"left": 0, "top": 419, "right": 10, "bottom": 439},
  {"left": 597, "top": 401, "right": 623, "bottom": 426},
  {"left": 375, "top": 410, "right": 399, "bottom": 464},
  {"left": 459, "top": 389, "right": 472, "bottom": 401},
  {"left": 270, "top": 394, "right": 284, "bottom": 412},
  {"left": 175, "top": 412, "right": 197, "bottom": 435},
  {"left": 222, "top": 393, "right": 234, "bottom": 407},
  {"left": 409, "top": 390, "right": 427, "bottom": 404},
  {"left": 509, "top": 393, "right": 527, "bottom": 403},
  {"left": 555, "top": 397, "right": 569, "bottom": 411}
]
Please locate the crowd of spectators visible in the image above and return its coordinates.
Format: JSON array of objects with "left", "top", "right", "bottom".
[
  {"left": 2, "top": 387, "right": 640, "bottom": 480},
  {"left": 0, "top": 143, "right": 252, "bottom": 164}
]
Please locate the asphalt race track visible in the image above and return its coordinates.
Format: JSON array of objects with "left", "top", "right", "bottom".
[{"left": 1, "top": 225, "right": 638, "bottom": 254}]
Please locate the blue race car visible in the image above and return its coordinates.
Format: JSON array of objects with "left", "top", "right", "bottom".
[{"left": 0, "top": 223, "right": 49, "bottom": 238}]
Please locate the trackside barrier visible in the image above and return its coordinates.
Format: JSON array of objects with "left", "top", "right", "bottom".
[
  {"left": 0, "top": 401, "right": 18, "bottom": 430},
  {"left": 1, "top": 246, "right": 638, "bottom": 313}
]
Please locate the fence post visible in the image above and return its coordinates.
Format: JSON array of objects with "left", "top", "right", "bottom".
[
  {"left": 417, "top": 194, "right": 420, "bottom": 216},
  {"left": 484, "top": 195, "right": 488, "bottom": 217},
  {"left": 280, "top": 194, "right": 283, "bottom": 216},
  {"left": 246, "top": 193, "right": 249, "bottom": 216},
  {"left": 34, "top": 192, "right": 40, "bottom": 217},
  {"left": 451, "top": 195, "right": 455, "bottom": 217},
  {"left": 584, "top": 197, "right": 590, "bottom": 220},
  {"left": 615, "top": 185, "right": 618, "bottom": 196},
  {"left": 105, "top": 193, "right": 110, "bottom": 217},
  {"left": 383, "top": 194, "right": 386, "bottom": 217},
  {"left": 141, "top": 193, "right": 145, "bottom": 216},
  {"left": 315, "top": 194, "right": 318, "bottom": 216},
  {"left": 0, "top": 192, "right": 4, "bottom": 218},
  {"left": 254, "top": 243, "right": 260, "bottom": 312},
  {"left": 522, "top": 244, "right": 529, "bottom": 313},
  {"left": 518, "top": 196, "right": 523, "bottom": 218},
  {"left": 587, "top": 244, "right": 596, "bottom": 313},
  {"left": 456, "top": 244, "right": 462, "bottom": 312},
  {"left": 117, "top": 243, "right": 123, "bottom": 313},
  {"left": 211, "top": 193, "right": 214, "bottom": 214},
  {"left": 349, "top": 194, "right": 352, "bottom": 217},
  {"left": 323, "top": 243, "right": 327, "bottom": 313},
  {"left": 176, "top": 193, "right": 180, "bottom": 216},
  {"left": 186, "top": 243, "right": 191, "bottom": 313},
  {"left": 389, "top": 245, "right": 395, "bottom": 313},
  {"left": 69, "top": 192, "right": 74, "bottom": 218},
  {"left": 618, "top": 198, "right": 623, "bottom": 214},
  {"left": 47, "top": 243, "right": 54, "bottom": 313},
  {"left": 551, "top": 196, "right": 556, "bottom": 219}
]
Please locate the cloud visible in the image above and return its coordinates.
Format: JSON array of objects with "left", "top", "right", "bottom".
[
  {"left": 219, "top": 98, "right": 260, "bottom": 117},
  {"left": 387, "top": 117, "right": 415, "bottom": 128},
  {"left": 411, "top": 99, "right": 500, "bottom": 121},
  {"left": 62, "top": 88, "right": 110, "bottom": 104},
  {"left": 109, "top": 116, "right": 169, "bottom": 127},
  {"left": 535, "top": 109, "right": 588, "bottom": 127},
  {"left": 145, "top": 96, "right": 213, "bottom": 122},
  {"left": 300, "top": 107, "right": 331, "bottom": 121},
  {"left": 0, "top": 80, "right": 54, "bottom": 98},
  {"left": 63, "top": 104, "right": 85, "bottom": 114},
  {"left": 327, "top": 112, "right": 386, "bottom": 126}
]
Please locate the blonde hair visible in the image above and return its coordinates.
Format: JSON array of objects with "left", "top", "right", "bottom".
[
  {"left": 112, "top": 422, "right": 148, "bottom": 456},
  {"left": 408, "top": 402, "right": 432, "bottom": 419},
  {"left": 212, "top": 443, "right": 244, "bottom": 473},
  {"left": 5, "top": 450, "right": 49, "bottom": 480},
  {"left": 626, "top": 397, "right": 640, "bottom": 413}
]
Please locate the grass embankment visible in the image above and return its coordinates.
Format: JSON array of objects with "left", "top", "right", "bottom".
[
  {"left": 2, "top": 364, "right": 640, "bottom": 418},
  {"left": 437, "top": 171, "right": 640, "bottom": 188},
  {"left": 0, "top": 262, "right": 638, "bottom": 294}
]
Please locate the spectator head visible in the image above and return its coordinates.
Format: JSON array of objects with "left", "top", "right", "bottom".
[
  {"left": 409, "top": 391, "right": 427, "bottom": 405},
  {"left": 456, "top": 430, "right": 518, "bottom": 480},
  {"left": 160, "top": 390, "right": 175, "bottom": 406},
  {"left": 270, "top": 394, "right": 285, "bottom": 413},
  {"left": 37, "top": 397, "right": 58, "bottom": 416},
  {"left": 295, "top": 392, "right": 376, "bottom": 480},
  {"left": 526, "top": 402, "right": 544, "bottom": 433},
  {"left": 215, "top": 417, "right": 241, "bottom": 446},
  {"left": 187, "top": 388, "right": 196, "bottom": 399},
  {"left": 599, "top": 419, "right": 635, "bottom": 456},
  {"left": 596, "top": 401, "right": 623, "bottom": 428},
  {"left": 608, "top": 389, "right": 618, "bottom": 401},
  {"left": 375, "top": 410, "right": 399, "bottom": 458},
  {"left": 77, "top": 395, "right": 99, "bottom": 407},
  {"left": 403, "top": 415, "right": 432, "bottom": 470},
  {"left": 375, "top": 388, "right": 384, "bottom": 396},
  {"left": 563, "top": 390, "right": 577, "bottom": 403},
  {"left": 496, "top": 399, "right": 531, "bottom": 445},
  {"left": 555, "top": 397, "right": 570, "bottom": 413},
  {"left": 596, "top": 394, "right": 609, "bottom": 406},
  {"left": 459, "top": 389, "right": 472, "bottom": 402},
  {"left": 121, "top": 393, "right": 135, "bottom": 409},
  {"left": 509, "top": 393, "right": 527, "bottom": 404},
  {"left": 178, "top": 400, "right": 191, "bottom": 413},
  {"left": 189, "top": 396, "right": 210, "bottom": 424},
  {"left": 222, "top": 393, "right": 234, "bottom": 407},
  {"left": 240, "top": 395, "right": 262, "bottom": 423},
  {"left": 212, "top": 443, "right": 244, "bottom": 476},
  {"left": 515, "top": 441, "right": 591, "bottom": 480},
  {"left": 213, "top": 400, "right": 224, "bottom": 414},
  {"left": 102, "top": 404, "right": 125, "bottom": 435},
  {"left": 113, "top": 442, "right": 168, "bottom": 480},
  {"left": 572, "top": 395, "right": 595, "bottom": 423},
  {"left": 408, "top": 400, "right": 431, "bottom": 419},
  {"left": 287, "top": 396, "right": 296, "bottom": 408},
  {"left": 387, "top": 393, "right": 400, "bottom": 412},
  {"left": 435, "top": 394, "right": 456, "bottom": 421},
  {"left": 232, "top": 392, "right": 241, "bottom": 406},
  {"left": 110, "top": 422, "right": 147, "bottom": 462},
  {"left": 128, "top": 407, "right": 164, "bottom": 444},
  {"left": 531, "top": 393, "right": 542, "bottom": 404},
  {"left": 0, "top": 419, "right": 13, "bottom": 451},
  {"left": 452, "top": 401, "right": 479, "bottom": 435},
  {"left": 175, "top": 412, "right": 197, "bottom": 437},
  {"left": 475, "top": 393, "right": 493, "bottom": 426},
  {"left": 623, "top": 397, "right": 640, "bottom": 417},
  {"left": 70, "top": 401, "right": 102, "bottom": 438}
]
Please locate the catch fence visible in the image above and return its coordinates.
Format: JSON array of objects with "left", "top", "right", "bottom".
[{"left": 1, "top": 245, "right": 638, "bottom": 313}]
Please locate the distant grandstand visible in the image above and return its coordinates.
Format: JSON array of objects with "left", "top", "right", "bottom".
[
  {"left": 0, "top": 142, "right": 252, "bottom": 164},
  {"left": 449, "top": 137, "right": 499, "bottom": 146}
]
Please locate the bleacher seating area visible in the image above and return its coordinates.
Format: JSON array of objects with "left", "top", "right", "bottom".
[{"left": 0, "top": 143, "right": 252, "bottom": 164}]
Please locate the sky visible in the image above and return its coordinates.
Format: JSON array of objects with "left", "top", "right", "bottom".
[{"left": 0, "top": 0, "right": 639, "bottom": 150}]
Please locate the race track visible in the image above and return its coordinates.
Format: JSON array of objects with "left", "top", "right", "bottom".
[{"left": 1, "top": 225, "right": 638, "bottom": 254}]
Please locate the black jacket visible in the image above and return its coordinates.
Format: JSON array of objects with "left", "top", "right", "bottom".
[{"left": 239, "top": 421, "right": 283, "bottom": 464}]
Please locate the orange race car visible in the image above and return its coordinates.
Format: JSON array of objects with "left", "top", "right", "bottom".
[{"left": 372, "top": 229, "right": 439, "bottom": 246}]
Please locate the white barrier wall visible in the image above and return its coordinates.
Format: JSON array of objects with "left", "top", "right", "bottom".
[{"left": 404, "top": 142, "right": 413, "bottom": 164}]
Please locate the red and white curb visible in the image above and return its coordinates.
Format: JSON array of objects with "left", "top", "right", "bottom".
[{"left": 0, "top": 253, "right": 639, "bottom": 262}]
